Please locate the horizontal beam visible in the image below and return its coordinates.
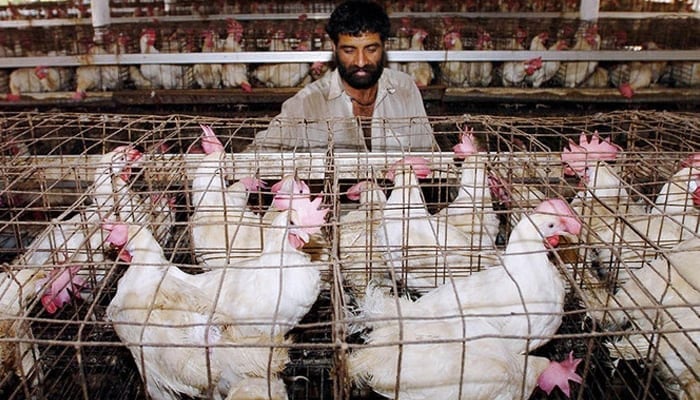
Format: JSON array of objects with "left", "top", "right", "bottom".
[
  {"left": 2, "top": 49, "right": 699, "bottom": 68},
  {"left": 1, "top": 10, "right": 699, "bottom": 28}
]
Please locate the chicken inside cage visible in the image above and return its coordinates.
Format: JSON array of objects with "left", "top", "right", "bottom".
[{"left": 0, "top": 111, "right": 698, "bottom": 400}]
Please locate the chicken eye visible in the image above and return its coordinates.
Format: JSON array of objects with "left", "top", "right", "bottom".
[{"left": 548, "top": 223, "right": 555, "bottom": 229}]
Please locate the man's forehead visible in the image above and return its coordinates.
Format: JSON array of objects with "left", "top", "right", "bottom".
[{"left": 337, "top": 32, "right": 383, "bottom": 46}]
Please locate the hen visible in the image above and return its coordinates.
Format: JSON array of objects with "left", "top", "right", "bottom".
[
  {"left": 7, "top": 65, "right": 73, "bottom": 101},
  {"left": 104, "top": 222, "right": 290, "bottom": 400},
  {"left": 252, "top": 27, "right": 311, "bottom": 88},
  {"left": 368, "top": 199, "right": 580, "bottom": 353},
  {"left": 526, "top": 34, "right": 568, "bottom": 88},
  {"left": 376, "top": 157, "right": 499, "bottom": 291},
  {"left": 435, "top": 126, "right": 500, "bottom": 249},
  {"left": 562, "top": 131, "right": 647, "bottom": 279},
  {"left": 221, "top": 19, "right": 252, "bottom": 92},
  {"left": 338, "top": 180, "right": 387, "bottom": 294},
  {"left": 349, "top": 294, "right": 583, "bottom": 400},
  {"left": 601, "top": 236, "right": 700, "bottom": 400},
  {"left": 73, "top": 33, "right": 129, "bottom": 100},
  {"left": 501, "top": 57, "right": 543, "bottom": 87},
  {"left": 190, "top": 125, "right": 266, "bottom": 267},
  {"left": 203, "top": 199, "right": 328, "bottom": 337},
  {"left": 404, "top": 28, "right": 434, "bottom": 87},
  {"left": 193, "top": 29, "right": 223, "bottom": 89},
  {"left": 558, "top": 24, "right": 601, "bottom": 88},
  {"left": 132, "top": 28, "right": 186, "bottom": 89}
]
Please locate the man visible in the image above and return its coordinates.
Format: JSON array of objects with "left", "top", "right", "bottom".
[{"left": 248, "top": 0, "right": 436, "bottom": 152}]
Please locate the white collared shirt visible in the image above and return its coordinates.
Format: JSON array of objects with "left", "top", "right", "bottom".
[{"left": 249, "top": 68, "right": 436, "bottom": 152}]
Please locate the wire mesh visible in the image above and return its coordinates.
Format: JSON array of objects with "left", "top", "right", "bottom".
[{"left": 0, "top": 110, "right": 698, "bottom": 400}]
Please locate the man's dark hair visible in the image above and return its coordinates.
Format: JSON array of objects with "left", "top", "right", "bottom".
[{"left": 325, "top": 0, "right": 391, "bottom": 44}]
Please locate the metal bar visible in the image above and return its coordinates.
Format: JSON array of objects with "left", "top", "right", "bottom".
[
  {"left": 1, "top": 10, "right": 699, "bottom": 29},
  {"left": 2, "top": 49, "right": 700, "bottom": 68}
]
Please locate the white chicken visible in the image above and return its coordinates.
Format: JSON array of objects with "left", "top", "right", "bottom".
[
  {"left": 501, "top": 57, "right": 543, "bottom": 87},
  {"left": 0, "top": 267, "right": 45, "bottom": 390},
  {"left": 338, "top": 180, "right": 388, "bottom": 293},
  {"left": 252, "top": 28, "right": 311, "bottom": 88},
  {"left": 72, "top": 33, "right": 129, "bottom": 100},
  {"left": 435, "top": 126, "right": 500, "bottom": 249},
  {"left": 376, "top": 157, "right": 498, "bottom": 291},
  {"left": 602, "top": 236, "right": 700, "bottom": 400},
  {"left": 610, "top": 42, "right": 667, "bottom": 99},
  {"left": 561, "top": 131, "right": 648, "bottom": 278},
  {"left": 7, "top": 65, "right": 74, "bottom": 101},
  {"left": 133, "top": 28, "right": 186, "bottom": 89},
  {"left": 526, "top": 32, "right": 569, "bottom": 88},
  {"left": 558, "top": 24, "right": 601, "bottom": 88},
  {"left": 440, "top": 29, "right": 493, "bottom": 88},
  {"left": 349, "top": 292, "right": 584, "bottom": 400},
  {"left": 103, "top": 222, "right": 290, "bottom": 400},
  {"left": 0, "top": 145, "right": 146, "bottom": 387},
  {"left": 364, "top": 198, "right": 581, "bottom": 354},
  {"left": 190, "top": 125, "right": 266, "bottom": 267},
  {"left": 193, "top": 28, "right": 223, "bottom": 89},
  {"left": 202, "top": 200, "right": 328, "bottom": 337},
  {"left": 221, "top": 18, "right": 252, "bottom": 92},
  {"left": 404, "top": 28, "right": 434, "bottom": 87}
]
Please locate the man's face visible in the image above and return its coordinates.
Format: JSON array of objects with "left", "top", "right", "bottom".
[{"left": 334, "top": 32, "right": 385, "bottom": 90}]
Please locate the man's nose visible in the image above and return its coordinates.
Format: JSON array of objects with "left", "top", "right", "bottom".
[{"left": 354, "top": 51, "right": 368, "bottom": 68}]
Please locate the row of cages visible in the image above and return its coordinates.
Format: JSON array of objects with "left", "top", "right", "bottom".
[
  {"left": 1, "top": 0, "right": 699, "bottom": 20},
  {"left": 0, "top": 110, "right": 698, "bottom": 399},
  {"left": 0, "top": 17, "right": 699, "bottom": 100},
  {"left": 2, "top": 16, "right": 700, "bottom": 56}
]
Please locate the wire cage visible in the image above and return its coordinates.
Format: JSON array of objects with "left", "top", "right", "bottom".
[{"left": 0, "top": 110, "right": 698, "bottom": 400}]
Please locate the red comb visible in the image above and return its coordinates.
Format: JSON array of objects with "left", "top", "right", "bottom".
[
  {"left": 561, "top": 131, "right": 621, "bottom": 176},
  {"left": 199, "top": 124, "right": 225, "bottom": 154},
  {"left": 453, "top": 126, "right": 477, "bottom": 158}
]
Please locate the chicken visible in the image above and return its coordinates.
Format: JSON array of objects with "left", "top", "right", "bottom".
[
  {"left": 611, "top": 42, "right": 667, "bottom": 98},
  {"left": 221, "top": 19, "right": 252, "bottom": 92},
  {"left": 348, "top": 289, "right": 583, "bottom": 399},
  {"left": 526, "top": 34, "right": 568, "bottom": 88},
  {"left": 558, "top": 24, "right": 601, "bottom": 88},
  {"left": 376, "top": 157, "right": 499, "bottom": 291},
  {"left": 371, "top": 199, "right": 580, "bottom": 352},
  {"left": 103, "top": 222, "right": 290, "bottom": 400},
  {"left": 387, "top": 17, "right": 412, "bottom": 72},
  {"left": 601, "top": 236, "right": 700, "bottom": 400},
  {"left": 193, "top": 29, "right": 223, "bottom": 89},
  {"left": 202, "top": 200, "right": 328, "bottom": 337},
  {"left": 579, "top": 66, "right": 610, "bottom": 88},
  {"left": 435, "top": 126, "right": 500, "bottom": 249},
  {"left": 501, "top": 57, "right": 543, "bottom": 87},
  {"left": 190, "top": 125, "right": 266, "bottom": 267},
  {"left": 0, "top": 145, "right": 146, "bottom": 388},
  {"left": 338, "top": 180, "right": 387, "bottom": 293},
  {"left": 562, "top": 131, "right": 647, "bottom": 278},
  {"left": 252, "top": 28, "right": 311, "bottom": 88},
  {"left": 7, "top": 65, "right": 74, "bottom": 101},
  {"left": 133, "top": 28, "right": 186, "bottom": 89},
  {"left": 404, "top": 28, "right": 434, "bottom": 87},
  {"left": 0, "top": 267, "right": 45, "bottom": 390},
  {"left": 440, "top": 30, "right": 493, "bottom": 88},
  {"left": 72, "top": 33, "right": 129, "bottom": 100}
]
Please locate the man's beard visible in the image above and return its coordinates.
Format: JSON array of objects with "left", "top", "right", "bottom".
[{"left": 336, "top": 51, "right": 386, "bottom": 89}]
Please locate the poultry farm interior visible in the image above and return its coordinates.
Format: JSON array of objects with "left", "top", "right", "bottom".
[{"left": 1, "top": 0, "right": 700, "bottom": 400}]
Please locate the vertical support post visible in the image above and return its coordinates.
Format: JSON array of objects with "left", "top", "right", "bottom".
[
  {"left": 91, "top": 0, "right": 111, "bottom": 44},
  {"left": 164, "top": 0, "right": 177, "bottom": 15},
  {"left": 580, "top": 0, "right": 600, "bottom": 22}
]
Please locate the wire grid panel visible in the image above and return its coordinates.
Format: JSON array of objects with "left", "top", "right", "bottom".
[{"left": 0, "top": 110, "right": 698, "bottom": 400}]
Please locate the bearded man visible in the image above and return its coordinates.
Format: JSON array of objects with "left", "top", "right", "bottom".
[{"left": 248, "top": 0, "right": 436, "bottom": 152}]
